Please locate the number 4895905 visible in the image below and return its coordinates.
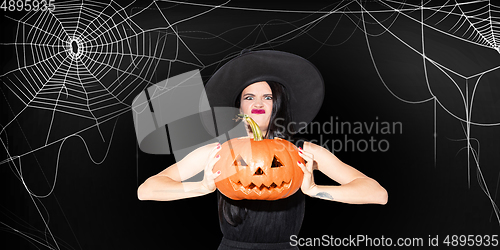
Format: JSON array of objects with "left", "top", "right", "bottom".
[{"left": 1, "top": 0, "right": 55, "bottom": 12}]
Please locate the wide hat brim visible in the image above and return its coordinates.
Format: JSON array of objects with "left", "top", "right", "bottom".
[{"left": 204, "top": 50, "right": 324, "bottom": 132}]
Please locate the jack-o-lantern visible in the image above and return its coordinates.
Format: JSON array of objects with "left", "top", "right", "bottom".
[{"left": 213, "top": 114, "right": 304, "bottom": 200}]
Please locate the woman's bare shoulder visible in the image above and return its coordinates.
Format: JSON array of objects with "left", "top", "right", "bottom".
[
  {"left": 303, "top": 141, "right": 332, "bottom": 156},
  {"left": 156, "top": 142, "right": 219, "bottom": 180},
  {"left": 181, "top": 142, "right": 219, "bottom": 162},
  {"left": 303, "top": 141, "right": 366, "bottom": 184}
]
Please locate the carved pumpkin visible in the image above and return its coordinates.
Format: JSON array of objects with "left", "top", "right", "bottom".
[{"left": 213, "top": 114, "right": 304, "bottom": 200}]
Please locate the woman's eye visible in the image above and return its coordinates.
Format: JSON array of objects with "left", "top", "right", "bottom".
[
  {"left": 244, "top": 96, "right": 254, "bottom": 100},
  {"left": 264, "top": 96, "right": 272, "bottom": 100}
]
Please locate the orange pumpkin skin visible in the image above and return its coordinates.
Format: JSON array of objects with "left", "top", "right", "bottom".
[{"left": 213, "top": 137, "right": 304, "bottom": 200}]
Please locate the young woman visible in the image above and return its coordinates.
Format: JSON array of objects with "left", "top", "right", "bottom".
[{"left": 137, "top": 50, "right": 388, "bottom": 249}]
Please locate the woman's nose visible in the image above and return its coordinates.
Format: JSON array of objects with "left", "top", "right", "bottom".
[{"left": 253, "top": 100, "right": 263, "bottom": 107}]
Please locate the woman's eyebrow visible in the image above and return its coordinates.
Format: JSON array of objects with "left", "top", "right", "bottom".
[{"left": 242, "top": 93, "right": 272, "bottom": 97}]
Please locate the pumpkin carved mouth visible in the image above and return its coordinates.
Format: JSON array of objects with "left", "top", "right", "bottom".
[{"left": 230, "top": 179, "right": 292, "bottom": 195}]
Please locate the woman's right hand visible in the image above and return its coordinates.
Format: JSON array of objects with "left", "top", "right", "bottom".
[{"left": 200, "top": 143, "right": 222, "bottom": 192}]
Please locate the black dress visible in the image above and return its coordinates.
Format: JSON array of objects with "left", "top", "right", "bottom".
[{"left": 217, "top": 141, "right": 306, "bottom": 250}]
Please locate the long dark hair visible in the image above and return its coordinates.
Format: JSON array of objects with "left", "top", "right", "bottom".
[{"left": 218, "top": 81, "right": 295, "bottom": 226}]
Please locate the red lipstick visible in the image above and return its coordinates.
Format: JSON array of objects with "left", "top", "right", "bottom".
[{"left": 251, "top": 109, "right": 265, "bottom": 114}]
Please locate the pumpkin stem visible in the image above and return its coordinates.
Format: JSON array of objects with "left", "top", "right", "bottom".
[{"left": 237, "top": 114, "right": 263, "bottom": 141}]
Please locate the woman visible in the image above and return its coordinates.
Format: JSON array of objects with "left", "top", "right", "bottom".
[{"left": 137, "top": 50, "right": 388, "bottom": 249}]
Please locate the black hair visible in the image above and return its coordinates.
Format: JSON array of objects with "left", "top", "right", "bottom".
[{"left": 218, "top": 81, "right": 295, "bottom": 226}]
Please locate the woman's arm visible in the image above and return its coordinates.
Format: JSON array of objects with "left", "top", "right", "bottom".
[
  {"left": 297, "top": 141, "right": 388, "bottom": 205},
  {"left": 137, "top": 142, "right": 222, "bottom": 201}
]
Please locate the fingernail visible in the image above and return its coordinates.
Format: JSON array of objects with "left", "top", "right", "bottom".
[
  {"left": 216, "top": 155, "right": 220, "bottom": 158},
  {"left": 217, "top": 145, "right": 220, "bottom": 149},
  {"left": 216, "top": 170, "right": 221, "bottom": 174},
  {"left": 298, "top": 147, "right": 302, "bottom": 150},
  {"left": 297, "top": 160, "right": 301, "bottom": 164}
]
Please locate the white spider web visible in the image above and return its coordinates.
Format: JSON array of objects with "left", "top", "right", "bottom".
[
  {"left": 353, "top": 0, "right": 500, "bottom": 222},
  {"left": 0, "top": 0, "right": 205, "bottom": 248},
  {"left": 381, "top": 0, "right": 500, "bottom": 50},
  {"left": 1, "top": 0, "right": 203, "bottom": 145}
]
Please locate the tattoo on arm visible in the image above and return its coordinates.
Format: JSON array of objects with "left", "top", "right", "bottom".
[{"left": 314, "top": 192, "right": 334, "bottom": 200}]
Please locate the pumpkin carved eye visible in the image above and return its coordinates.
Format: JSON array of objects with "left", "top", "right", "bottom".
[
  {"left": 271, "top": 155, "right": 283, "bottom": 168},
  {"left": 233, "top": 155, "right": 247, "bottom": 167}
]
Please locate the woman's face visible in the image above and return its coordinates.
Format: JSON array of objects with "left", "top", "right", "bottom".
[{"left": 239, "top": 81, "right": 273, "bottom": 133}]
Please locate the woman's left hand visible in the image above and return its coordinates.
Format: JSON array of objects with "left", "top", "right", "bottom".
[{"left": 297, "top": 148, "right": 317, "bottom": 196}]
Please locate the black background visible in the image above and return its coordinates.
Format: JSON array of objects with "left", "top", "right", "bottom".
[{"left": 1, "top": 1, "right": 499, "bottom": 249}]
